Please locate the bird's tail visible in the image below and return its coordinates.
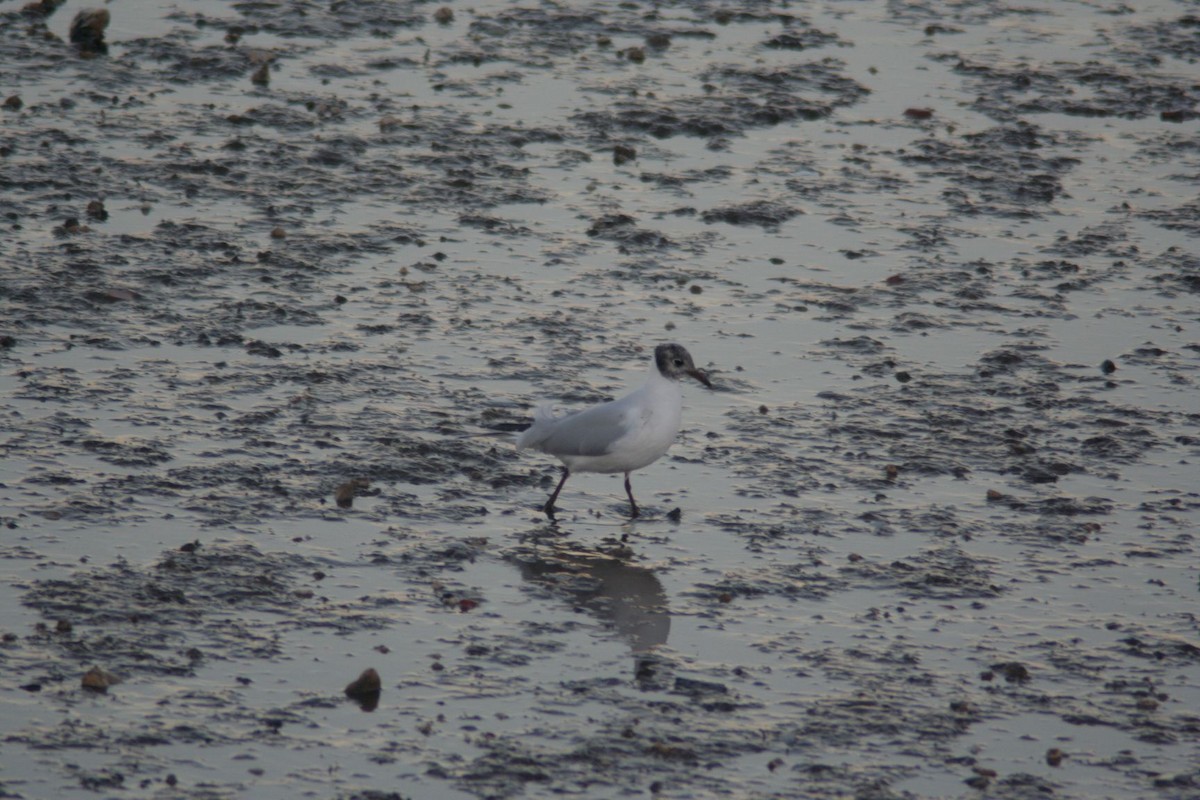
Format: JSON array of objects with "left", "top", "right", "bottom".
[{"left": 514, "top": 402, "right": 559, "bottom": 451}]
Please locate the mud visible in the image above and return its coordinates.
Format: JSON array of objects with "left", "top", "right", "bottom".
[{"left": 2, "top": 0, "right": 1199, "bottom": 798}]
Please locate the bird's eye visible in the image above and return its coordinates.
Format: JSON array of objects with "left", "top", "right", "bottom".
[{"left": 673, "top": 358, "right": 684, "bottom": 367}]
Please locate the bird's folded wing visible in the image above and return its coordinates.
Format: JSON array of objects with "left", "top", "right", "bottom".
[{"left": 523, "top": 400, "right": 634, "bottom": 457}]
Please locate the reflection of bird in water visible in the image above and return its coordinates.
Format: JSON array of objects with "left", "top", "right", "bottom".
[
  {"left": 516, "top": 344, "right": 712, "bottom": 518},
  {"left": 510, "top": 544, "right": 669, "bottom": 676}
]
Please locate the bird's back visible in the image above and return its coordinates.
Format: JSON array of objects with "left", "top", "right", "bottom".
[
  {"left": 516, "top": 375, "right": 683, "bottom": 474},
  {"left": 516, "top": 398, "right": 632, "bottom": 457}
]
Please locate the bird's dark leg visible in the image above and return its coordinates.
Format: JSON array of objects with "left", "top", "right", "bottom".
[
  {"left": 543, "top": 467, "right": 570, "bottom": 516},
  {"left": 624, "top": 472, "right": 640, "bottom": 518}
]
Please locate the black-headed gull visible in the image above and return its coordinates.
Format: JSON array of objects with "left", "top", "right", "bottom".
[{"left": 516, "top": 343, "right": 712, "bottom": 518}]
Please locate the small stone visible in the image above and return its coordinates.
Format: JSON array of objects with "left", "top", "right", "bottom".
[
  {"left": 344, "top": 667, "right": 381, "bottom": 696},
  {"left": 613, "top": 144, "right": 636, "bottom": 165},
  {"left": 625, "top": 46, "right": 645, "bottom": 63},
  {"left": 432, "top": 6, "right": 453, "bottom": 24},
  {"left": 995, "top": 661, "right": 1031, "bottom": 683},
  {"left": 81, "top": 665, "right": 119, "bottom": 692},
  {"left": 1100, "top": 359, "right": 1117, "bottom": 374},
  {"left": 344, "top": 668, "right": 382, "bottom": 710},
  {"left": 1046, "top": 748, "right": 1065, "bottom": 767},
  {"left": 2, "top": 95, "right": 21, "bottom": 111},
  {"left": 250, "top": 62, "right": 270, "bottom": 86},
  {"left": 904, "top": 107, "right": 934, "bottom": 120},
  {"left": 334, "top": 478, "right": 367, "bottom": 508},
  {"left": 70, "top": 8, "right": 110, "bottom": 55},
  {"left": 270, "top": 226, "right": 286, "bottom": 239}
]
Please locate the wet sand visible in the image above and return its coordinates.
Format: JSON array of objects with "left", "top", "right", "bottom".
[{"left": 2, "top": 0, "right": 1198, "bottom": 797}]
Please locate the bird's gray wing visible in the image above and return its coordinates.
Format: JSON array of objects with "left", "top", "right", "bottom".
[{"left": 536, "top": 400, "right": 635, "bottom": 457}]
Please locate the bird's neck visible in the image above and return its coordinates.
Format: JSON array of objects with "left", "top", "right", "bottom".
[{"left": 642, "top": 365, "right": 680, "bottom": 397}]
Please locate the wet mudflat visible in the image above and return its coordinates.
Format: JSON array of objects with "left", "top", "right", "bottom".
[{"left": 2, "top": 0, "right": 1199, "bottom": 797}]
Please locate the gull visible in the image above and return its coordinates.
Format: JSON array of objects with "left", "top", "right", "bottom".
[{"left": 516, "top": 343, "right": 712, "bottom": 518}]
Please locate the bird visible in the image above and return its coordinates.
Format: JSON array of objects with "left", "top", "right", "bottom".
[{"left": 516, "top": 343, "right": 712, "bottom": 518}]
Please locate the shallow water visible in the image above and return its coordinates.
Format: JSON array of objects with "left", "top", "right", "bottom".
[{"left": 2, "top": 0, "right": 1199, "bottom": 797}]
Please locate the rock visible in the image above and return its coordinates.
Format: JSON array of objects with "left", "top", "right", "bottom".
[
  {"left": 81, "top": 665, "right": 119, "bottom": 692},
  {"left": 70, "top": 9, "right": 110, "bottom": 55},
  {"left": 344, "top": 667, "right": 382, "bottom": 710},
  {"left": 993, "top": 661, "right": 1031, "bottom": 683}
]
